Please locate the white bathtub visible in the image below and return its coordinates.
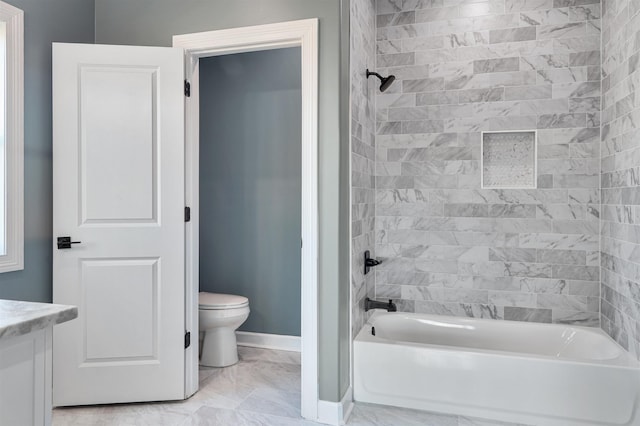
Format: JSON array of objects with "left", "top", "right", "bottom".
[{"left": 354, "top": 312, "right": 640, "bottom": 426}]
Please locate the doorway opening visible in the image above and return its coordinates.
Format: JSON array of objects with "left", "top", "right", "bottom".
[
  {"left": 174, "top": 19, "right": 319, "bottom": 420},
  {"left": 198, "top": 47, "right": 302, "bottom": 342}
]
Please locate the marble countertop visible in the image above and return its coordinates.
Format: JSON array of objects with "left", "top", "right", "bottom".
[{"left": 0, "top": 299, "right": 77, "bottom": 341}]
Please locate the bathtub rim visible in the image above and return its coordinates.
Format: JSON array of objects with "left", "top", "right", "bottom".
[{"left": 357, "top": 311, "right": 640, "bottom": 369}]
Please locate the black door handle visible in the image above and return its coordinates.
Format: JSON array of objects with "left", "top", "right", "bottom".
[{"left": 57, "top": 237, "right": 81, "bottom": 249}]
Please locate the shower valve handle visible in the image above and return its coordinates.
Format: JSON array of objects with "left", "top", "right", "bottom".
[
  {"left": 365, "top": 258, "right": 381, "bottom": 267},
  {"left": 364, "top": 250, "right": 382, "bottom": 275}
]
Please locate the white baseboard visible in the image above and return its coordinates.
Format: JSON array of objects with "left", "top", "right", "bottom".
[
  {"left": 317, "top": 386, "right": 354, "bottom": 425},
  {"left": 236, "top": 331, "right": 301, "bottom": 352}
]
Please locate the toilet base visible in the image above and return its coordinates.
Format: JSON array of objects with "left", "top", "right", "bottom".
[{"left": 200, "top": 328, "right": 239, "bottom": 367}]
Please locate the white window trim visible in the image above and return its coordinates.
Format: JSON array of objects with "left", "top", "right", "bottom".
[{"left": 0, "top": 1, "right": 23, "bottom": 272}]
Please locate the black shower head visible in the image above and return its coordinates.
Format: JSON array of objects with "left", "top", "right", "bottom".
[{"left": 366, "top": 69, "right": 396, "bottom": 92}]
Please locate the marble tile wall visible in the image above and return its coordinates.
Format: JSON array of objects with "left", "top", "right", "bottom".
[
  {"left": 601, "top": 0, "right": 640, "bottom": 358},
  {"left": 352, "top": 0, "right": 378, "bottom": 337},
  {"left": 373, "top": 0, "right": 602, "bottom": 324}
]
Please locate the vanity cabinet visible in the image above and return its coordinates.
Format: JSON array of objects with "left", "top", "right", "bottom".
[{"left": 0, "top": 300, "right": 77, "bottom": 425}]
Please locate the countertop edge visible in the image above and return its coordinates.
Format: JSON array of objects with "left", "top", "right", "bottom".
[{"left": 0, "top": 300, "right": 78, "bottom": 342}]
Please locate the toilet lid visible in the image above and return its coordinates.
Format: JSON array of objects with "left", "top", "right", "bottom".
[{"left": 199, "top": 292, "right": 249, "bottom": 309}]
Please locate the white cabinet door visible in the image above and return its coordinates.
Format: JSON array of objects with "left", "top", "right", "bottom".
[
  {"left": 52, "top": 43, "right": 185, "bottom": 406},
  {"left": 0, "top": 330, "right": 51, "bottom": 425}
]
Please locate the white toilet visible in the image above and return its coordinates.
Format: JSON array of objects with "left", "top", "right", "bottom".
[{"left": 198, "top": 292, "right": 250, "bottom": 367}]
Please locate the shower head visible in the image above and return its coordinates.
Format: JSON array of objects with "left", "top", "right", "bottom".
[{"left": 366, "top": 69, "right": 396, "bottom": 92}]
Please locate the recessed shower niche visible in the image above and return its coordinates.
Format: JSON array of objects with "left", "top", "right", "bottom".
[{"left": 481, "top": 131, "right": 537, "bottom": 189}]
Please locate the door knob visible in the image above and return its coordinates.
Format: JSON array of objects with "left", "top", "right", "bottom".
[{"left": 57, "top": 236, "right": 81, "bottom": 249}]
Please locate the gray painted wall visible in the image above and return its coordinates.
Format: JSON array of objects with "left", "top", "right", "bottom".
[
  {"left": 199, "top": 48, "right": 302, "bottom": 337},
  {"left": 372, "top": 0, "right": 601, "bottom": 325},
  {"left": 338, "top": 0, "right": 351, "bottom": 399},
  {"left": 601, "top": 0, "right": 640, "bottom": 359},
  {"left": 0, "top": 0, "right": 94, "bottom": 302},
  {"left": 95, "top": 0, "right": 350, "bottom": 402}
]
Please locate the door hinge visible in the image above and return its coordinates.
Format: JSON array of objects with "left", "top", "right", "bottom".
[
  {"left": 185, "top": 331, "right": 191, "bottom": 349},
  {"left": 185, "top": 206, "right": 191, "bottom": 222},
  {"left": 184, "top": 80, "right": 191, "bottom": 97}
]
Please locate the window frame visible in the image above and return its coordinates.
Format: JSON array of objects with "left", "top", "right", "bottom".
[{"left": 0, "top": 1, "right": 23, "bottom": 273}]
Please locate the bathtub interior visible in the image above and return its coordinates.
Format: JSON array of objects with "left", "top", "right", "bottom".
[{"left": 366, "top": 311, "right": 637, "bottom": 365}]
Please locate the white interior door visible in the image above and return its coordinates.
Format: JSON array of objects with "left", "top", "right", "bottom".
[{"left": 52, "top": 43, "right": 186, "bottom": 406}]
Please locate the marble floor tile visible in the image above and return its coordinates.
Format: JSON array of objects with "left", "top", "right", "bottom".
[
  {"left": 54, "top": 347, "right": 524, "bottom": 426},
  {"left": 179, "top": 405, "right": 316, "bottom": 426},
  {"left": 237, "top": 387, "right": 302, "bottom": 418},
  {"left": 197, "top": 366, "right": 218, "bottom": 383},
  {"left": 238, "top": 346, "right": 301, "bottom": 365},
  {"left": 348, "top": 403, "right": 459, "bottom": 426},
  {"left": 54, "top": 402, "right": 192, "bottom": 426}
]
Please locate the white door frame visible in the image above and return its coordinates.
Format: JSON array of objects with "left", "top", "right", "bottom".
[{"left": 173, "top": 18, "right": 319, "bottom": 420}]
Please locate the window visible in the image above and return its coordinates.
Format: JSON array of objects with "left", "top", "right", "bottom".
[{"left": 0, "top": 1, "right": 22, "bottom": 272}]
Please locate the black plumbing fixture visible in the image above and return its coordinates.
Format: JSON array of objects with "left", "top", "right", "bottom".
[
  {"left": 366, "top": 69, "right": 396, "bottom": 92},
  {"left": 365, "top": 297, "right": 397, "bottom": 312},
  {"left": 364, "top": 250, "right": 382, "bottom": 275}
]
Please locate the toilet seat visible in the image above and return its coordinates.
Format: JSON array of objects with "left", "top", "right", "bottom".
[{"left": 199, "top": 292, "right": 249, "bottom": 310}]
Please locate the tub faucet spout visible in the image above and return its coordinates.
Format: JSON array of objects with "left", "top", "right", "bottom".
[{"left": 365, "top": 297, "right": 397, "bottom": 312}]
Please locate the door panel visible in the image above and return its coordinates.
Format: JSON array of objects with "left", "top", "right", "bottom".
[
  {"left": 83, "top": 258, "right": 158, "bottom": 361},
  {"left": 52, "top": 43, "right": 185, "bottom": 406},
  {"left": 80, "top": 67, "right": 158, "bottom": 223}
]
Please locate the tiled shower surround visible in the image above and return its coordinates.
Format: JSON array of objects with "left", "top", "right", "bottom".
[
  {"left": 601, "top": 0, "right": 640, "bottom": 357},
  {"left": 372, "top": 0, "right": 602, "bottom": 324},
  {"left": 351, "top": 0, "right": 378, "bottom": 336}
]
